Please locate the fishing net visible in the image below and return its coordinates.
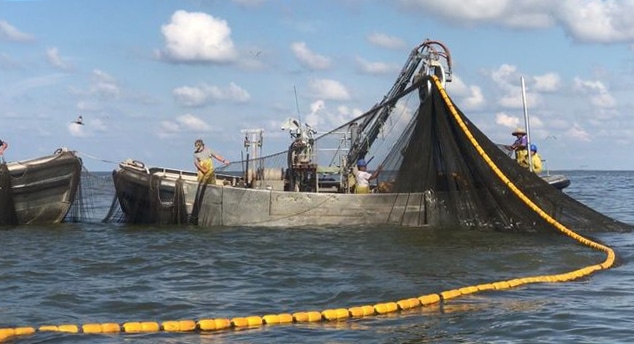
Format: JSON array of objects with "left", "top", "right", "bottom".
[
  {"left": 0, "top": 162, "right": 19, "bottom": 225},
  {"left": 65, "top": 167, "right": 117, "bottom": 223}
]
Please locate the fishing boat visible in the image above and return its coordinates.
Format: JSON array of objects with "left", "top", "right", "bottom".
[
  {"left": 109, "top": 158, "right": 437, "bottom": 226},
  {"left": 0, "top": 148, "right": 83, "bottom": 225},
  {"left": 108, "top": 39, "right": 629, "bottom": 233}
]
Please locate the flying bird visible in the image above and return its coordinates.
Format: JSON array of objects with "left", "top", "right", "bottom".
[{"left": 72, "top": 115, "right": 84, "bottom": 125}]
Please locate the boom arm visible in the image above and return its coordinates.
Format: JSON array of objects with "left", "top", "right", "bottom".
[{"left": 345, "top": 39, "right": 452, "bottom": 167}]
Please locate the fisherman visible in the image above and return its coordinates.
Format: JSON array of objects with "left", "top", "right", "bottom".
[
  {"left": 354, "top": 159, "right": 382, "bottom": 194},
  {"left": 507, "top": 127, "right": 528, "bottom": 164},
  {"left": 193, "top": 139, "right": 230, "bottom": 184},
  {"left": 528, "top": 144, "right": 543, "bottom": 173},
  {"left": 0, "top": 138, "right": 8, "bottom": 159},
  {"left": 518, "top": 143, "right": 543, "bottom": 173}
]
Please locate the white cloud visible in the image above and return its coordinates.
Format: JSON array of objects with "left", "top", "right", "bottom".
[
  {"left": 46, "top": 47, "right": 71, "bottom": 70},
  {"left": 157, "top": 120, "right": 180, "bottom": 138},
  {"left": 557, "top": 1, "right": 634, "bottom": 43},
  {"left": 367, "top": 32, "right": 407, "bottom": 50},
  {"left": 528, "top": 115, "right": 543, "bottom": 129},
  {"left": 90, "top": 118, "right": 108, "bottom": 132},
  {"left": 173, "top": 82, "right": 250, "bottom": 107},
  {"left": 67, "top": 122, "right": 87, "bottom": 137},
  {"left": 532, "top": 73, "right": 561, "bottom": 92},
  {"left": 0, "top": 20, "right": 34, "bottom": 42},
  {"left": 573, "top": 77, "right": 616, "bottom": 108},
  {"left": 302, "top": 101, "right": 361, "bottom": 132},
  {"left": 447, "top": 75, "right": 486, "bottom": 110},
  {"left": 161, "top": 121, "right": 180, "bottom": 133},
  {"left": 223, "top": 82, "right": 251, "bottom": 102},
  {"left": 495, "top": 112, "right": 521, "bottom": 129},
  {"left": 398, "top": 0, "right": 634, "bottom": 44},
  {"left": 177, "top": 114, "right": 211, "bottom": 131},
  {"left": 565, "top": 123, "right": 591, "bottom": 141},
  {"left": 308, "top": 79, "right": 351, "bottom": 101},
  {"left": 303, "top": 100, "right": 325, "bottom": 128},
  {"left": 159, "top": 10, "right": 238, "bottom": 63},
  {"left": 91, "top": 69, "right": 120, "bottom": 99},
  {"left": 173, "top": 86, "right": 207, "bottom": 107},
  {"left": 232, "top": 0, "right": 266, "bottom": 8},
  {"left": 336, "top": 105, "right": 364, "bottom": 119},
  {"left": 291, "top": 42, "right": 331, "bottom": 70},
  {"left": 397, "top": 0, "right": 554, "bottom": 29},
  {"left": 488, "top": 64, "right": 542, "bottom": 109},
  {"left": 461, "top": 86, "right": 485, "bottom": 110},
  {"left": 157, "top": 113, "right": 212, "bottom": 138},
  {"left": 355, "top": 57, "right": 400, "bottom": 75}
]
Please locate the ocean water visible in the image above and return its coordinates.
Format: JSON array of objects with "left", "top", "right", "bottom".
[{"left": 1, "top": 170, "right": 634, "bottom": 343}]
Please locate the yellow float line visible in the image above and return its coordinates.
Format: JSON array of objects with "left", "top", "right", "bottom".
[
  {"left": 0, "top": 76, "right": 616, "bottom": 342},
  {"left": 430, "top": 74, "right": 615, "bottom": 270}
]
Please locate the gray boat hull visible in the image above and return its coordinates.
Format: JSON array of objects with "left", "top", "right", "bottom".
[
  {"left": 197, "top": 185, "right": 436, "bottom": 228},
  {"left": 1, "top": 149, "right": 82, "bottom": 225},
  {"left": 112, "top": 161, "right": 438, "bottom": 227}
]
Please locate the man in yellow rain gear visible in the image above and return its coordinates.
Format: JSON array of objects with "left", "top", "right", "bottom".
[
  {"left": 193, "top": 139, "right": 230, "bottom": 184},
  {"left": 518, "top": 143, "right": 543, "bottom": 173},
  {"left": 525, "top": 144, "right": 543, "bottom": 173}
]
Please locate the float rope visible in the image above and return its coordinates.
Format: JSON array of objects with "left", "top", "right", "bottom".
[
  {"left": 0, "top": 77, "right": 616, "bottom": 342},
  {"left": 75, "top": 151, "right": 119, "bottom": 165}
]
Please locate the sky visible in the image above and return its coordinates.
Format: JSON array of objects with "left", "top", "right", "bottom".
[{"left": 1, "top": 0, "right": 634, "bottom": 171}]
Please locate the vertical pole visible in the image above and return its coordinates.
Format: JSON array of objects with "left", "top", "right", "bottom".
[{"left": 520, "top": 76, "right": 533, "bottom": 172}]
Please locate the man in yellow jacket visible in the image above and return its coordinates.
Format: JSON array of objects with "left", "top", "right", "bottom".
[{"left": 519, "top": 144, "right": 543, "bottom": 173}]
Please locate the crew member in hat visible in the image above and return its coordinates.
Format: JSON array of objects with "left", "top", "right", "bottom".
[
  {"left": 193, "top": 139, "right": 230, "bottom": 184},
  {"left": 353, "top": 159, "right": 383, "bottom": 194},
  {"left": 507, "top": 127, "right": 528, "bottom": 164}
]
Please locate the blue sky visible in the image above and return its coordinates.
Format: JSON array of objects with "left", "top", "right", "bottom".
[{"left": 2, "top": 0, "right": 634, "bottom": 171}]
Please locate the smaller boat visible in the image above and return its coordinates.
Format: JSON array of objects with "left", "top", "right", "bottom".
[
  {"left": 541, "top": 174, "right": 571, "bottom": 190},
  {"left": 108, "top": 160, "right": 248, "bottom": 225},
  {"left": 0, "top": 148, "right": 83, "bottom": 225}
]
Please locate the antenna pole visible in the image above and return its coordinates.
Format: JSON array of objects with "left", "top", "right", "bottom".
[
  {"left": 294, "top": 86, "right": 302, "bottom": 124},
  {"left": 521, "top": 76, "right": 534, "bottom": 172}
]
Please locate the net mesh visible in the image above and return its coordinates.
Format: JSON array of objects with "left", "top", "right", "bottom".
[{"left": 66, "top": 168, "right": 117, "bottom": 224}]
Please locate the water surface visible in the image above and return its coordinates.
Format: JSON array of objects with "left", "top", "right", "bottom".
[{"left": 1, "top": 170, "right": 633, "bottom": 343}]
